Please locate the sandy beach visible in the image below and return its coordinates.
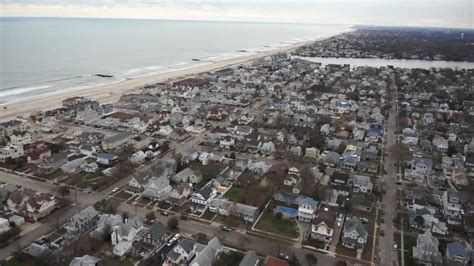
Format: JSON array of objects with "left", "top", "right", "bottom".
[{"left": 0, "top": 36, "right": 331, "bottom": 122}]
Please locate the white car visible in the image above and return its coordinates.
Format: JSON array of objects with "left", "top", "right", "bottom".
[
  {"left": 167, "top": 239, "right": 175, "bottom": 246},
  {"left": 112, "top": 187, "right": 119, "bottom": 193}
]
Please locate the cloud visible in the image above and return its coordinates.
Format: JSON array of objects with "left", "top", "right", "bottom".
[{"left": 1, "top": 0, "right": 472, "bottom": 28}]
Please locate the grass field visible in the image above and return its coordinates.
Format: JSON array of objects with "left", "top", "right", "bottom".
[
  {"left": 403, "top": 234, "right": 416, "bottom": 266},
  {"left": 224, "top": 186, "right": 245, "bottom": 202},
  {"left": 255, "top": 210, "right": 298, "bottom": 238}
]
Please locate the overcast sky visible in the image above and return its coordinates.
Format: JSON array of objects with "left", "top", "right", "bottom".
[{"left": 1, "top": 0, "right": 472, "bottom": 28}]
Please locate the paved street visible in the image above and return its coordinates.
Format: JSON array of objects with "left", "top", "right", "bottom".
[
  {"left": 378, "top": 77, "right": 399, "bottom": 266},
  {"left": 117, "top": 202, "right": 343, "bottom": 266}
]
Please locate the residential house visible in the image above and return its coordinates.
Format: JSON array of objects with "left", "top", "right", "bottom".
[
  {"left": 351, "top": 193, "right": 375, "bottom": 212},
  {"left": 142, "top": 176, "right": 172, "bottom": 201},
  {"left": 69, "top": 255, "right": 101, "bottom": 266},
  {"left": 64, "top": 206, "right": 100, "bottom": 235},
  {"left": 305, "top": 147, "right": 320, "bottom": 159},
  {"left": 210, "top": 198, "right": 234, "bottom": 216},
  {"left": 341, "top": 216, "right": 368, "bottom": 250},
  {"left": 446, "top": 241, "right": 473, "bottom": 265},
  {"left": 111, "top": 217, "right": 144, "bottom": 257},
  {"left": 189, "top": 184, "right": 217, "bottom": 214},
  {"left": 133, "top": 222, "right": 167, "bottom": 258},
  {"left": 61, "top": 158, "right": 87, "bottom": 174},
  {"left": 323, "top": 151, "right": 340, "bottom": 167},
  {"left": 84, "top": 162, "right": 99, "bottom": 173},
  {"left": 311, "top": 206, "right": 337, "bottom": 243},
  {"left": 167, "top": 238, "right": 197, "bottom": 265},
  {"left": 0, "top": 144, "right": 25, "bottom": 163},
  {"left": 7, "top": 188, "right": 57, "bottom": 221},
  {"left": 220, "top": 136, "right": 235, "bottom": 150},
  {"left": 0, "top": 218, "right": 10, "bottom": 234},
  {"left": 451, "top": 168, "right": 469, "bottom": 188},
  {"left": 404, "top": 155, "right": 433, "bottom": 183},
  {"left": 357, "top": 160, "right": 379, "bottom": 174},
  {"left": 259, "top": 141, "right": 275, "bottom": 156},
  {"left": 79, "top": 144, "right": 97, "bottom": 156},
  {"left": 340, "top": 155, "right": 358, "bottom": 171},
  {"left": 298, "top": 197, "right": 318, "bottom": 222},
  {"left": 352, "top": 175, "right": 373, "bottom": 193},
  {"left": 166, "top": 183, "right": 192, "bottom": 206},
  {"left": 239, "top": 251, "right": 260, "bottom": 266},
  {"left": 232, "top": 203, "right": 260, "bottom": 223},
  {"left": 0, "top": 119, "right": 29, "bottom": 136},
  {"left": 125, "top": 174, "right": 148, "bottom": 194},
  {"left": 172, "top": 167, "right": 202, "bottom": 184},
  {"left": 38, "top": 152, "right": 68, "bottom": 174},
  {"left": 9, "top": 131, "right": 32, "bottom": 146},
  {"left": 169, "top": 128, "right": 190, "bottom": 141},
  {"left": 360, "top": 144, "right": 378, "bottom": 161},
  {"left": 432, "top": 136, "right": 449, "bottom": 153},
  {"left": 330, "top": 171, "right": 351, "bottom": 197},
  {"left": 412, "top": 231, "right": 443, "bottom": 265},
  {"left": 102, "top": 132, "right": 133, "bottom": 150},
  {"left": 442, "top": 189, "right": 463, "bottom": 225},
  {"left": 181, "top": 147, "right": 199, "bottom": 164},
  {"left": 96, "top": 153, "right": 118, "bottom": 166},
  {"left": 190, "top": 237, "right": 223, "bottom": 266}
]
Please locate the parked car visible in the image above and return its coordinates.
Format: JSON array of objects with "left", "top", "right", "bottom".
[
  {"left": 221, "top": 226, "right": 232, "bottom": 232},
  {"left": 278, "top": 252, "right": 289, "bottom": 260},
  {"left": 160, "top": 211, "right": 169, "bottom": 216},
  {"left": 380, "top": 229, "right": 385, "bottom": 236}
]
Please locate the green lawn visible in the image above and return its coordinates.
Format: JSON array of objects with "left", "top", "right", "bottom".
[
  {"left": 83, "top": 172, "right": 103, "bottom": 181},
  {"left": 41, "top": 170, "right": 63, "bottom": 180},
  {"left": 68, "top": 155, "right": 85, "bottom": 161},
  {"left": 56, "top": 227, "right": 67, "bottom": 235},
  {"left": 336, "top": 237, "right": 358, "bottom": 258},
  {"left": 304, "top": 236, "right": 326, "bottom": 249},
  {"left": 115, "top": 191, "right": 132, "bottom": 200},
  {"left": 403, "top": 234, "right": 416, "bottom": 266},
  {"left": 201, "top": 210, "right": 217, "bottom": 221},
  {"left": 255, "top": 210, "right": 298, "bottom": 238},
  {"left": 63, "top": 173, "right": 84, "bottom": 186},
  {"left": 224, "top": 187, "right": 245, "bottom": 202}
]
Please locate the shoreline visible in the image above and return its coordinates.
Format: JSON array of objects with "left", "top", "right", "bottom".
[{"left": 0, "top": 35, "right": 335, "bottom": 122}]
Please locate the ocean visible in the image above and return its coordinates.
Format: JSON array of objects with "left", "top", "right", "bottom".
[{"left": 0, "top": 17, "right": 349, "bottom": 104}]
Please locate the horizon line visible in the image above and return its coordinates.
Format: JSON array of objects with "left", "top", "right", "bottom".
[{"left": 2, "top": 16, "right": 473, "bottom": 30}]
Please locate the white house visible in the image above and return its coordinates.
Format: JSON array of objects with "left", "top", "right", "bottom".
[
  {"left": 352, "top": 175, "right": 373, "bottom": 193},
  {"left": 341, "top": 216, "right": 368, "bottom": 250},
  {"left": 442, "top": 189, "right": 463, "bottom": 225},
  {"left": 7, "top": 188, "right": 57, "bottom": 221},
  {"left": 111, "top": 217, "right": 144, "bottom": 257},
  {"left": 9, "top": 131, "right": 32, "bottom": 146},
  {"left": 84, "top": 162, "right": 99, "bottom": 173},
  {"left": 0, "top": 218, "right": 10, "bottom": 233},
  {"left": 142, "top": 176, "right": 172, "bottom": 201},
  {"left": 298, "top": 197, "right": 318, "bottom": 223},
  {"left": 311, "top": 207, "right": 337, "bottom": 243},
  {"left": 189, "top": 184, "right": 217, "bottom": 214},
  {"left": 0, "top": 144, "right": 24, "bottom": 162},
  {"left": 219, "top": 137, "right": 235, "bottom": 150},
  {"left": 166, "top": 238, "right": 197, "bottom": 264}
]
